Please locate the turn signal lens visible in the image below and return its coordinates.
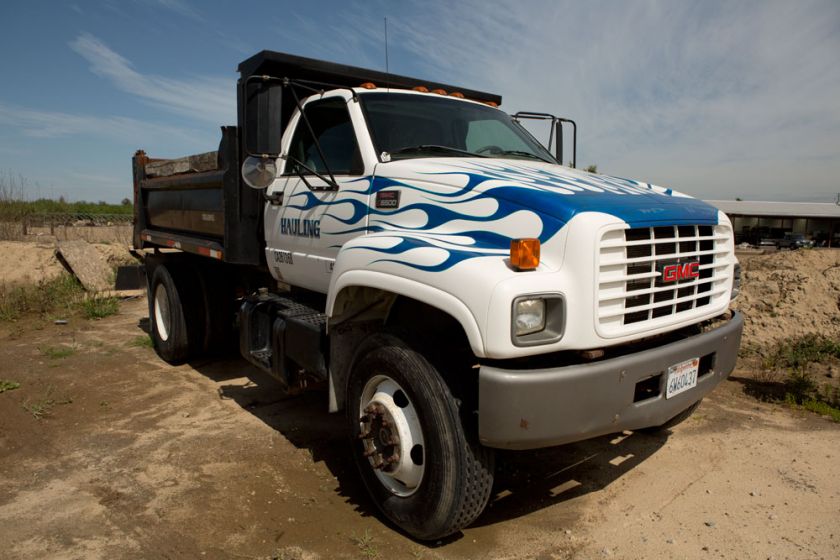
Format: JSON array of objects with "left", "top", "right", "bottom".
[{"left": 510, "top": 239, "right": 540, "bottom": 271}]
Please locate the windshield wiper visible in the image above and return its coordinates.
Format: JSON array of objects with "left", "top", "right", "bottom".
[
  {"left": 386, "top": 145, "right": 489, "bottom": 159},
  {"left": 496, "top": 150, "right": 555, "bottom": 164}
]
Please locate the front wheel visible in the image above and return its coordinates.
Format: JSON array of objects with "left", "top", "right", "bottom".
[{"left": 347, "top": 333, "right": 494, "bottom": 540}]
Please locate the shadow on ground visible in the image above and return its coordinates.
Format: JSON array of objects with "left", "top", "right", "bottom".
[
  {"left": 729, "top": 374, "right": 787, "bottom": 402},
  {"left": 182, "top": 347, "right": 671, "bottom": 542}
]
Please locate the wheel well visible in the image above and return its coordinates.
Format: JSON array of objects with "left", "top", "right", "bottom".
[{"left": 329, "top": 290, "right": 479, "bottom": 415}]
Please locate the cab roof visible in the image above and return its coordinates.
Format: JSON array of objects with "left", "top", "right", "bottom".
[{"left": 238, "top": 50, "right": 503, "bottom": 106}]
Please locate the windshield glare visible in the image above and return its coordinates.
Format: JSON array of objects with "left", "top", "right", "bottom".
[{"left": 360, "top": 92, "right": 556, "bottom": 163}]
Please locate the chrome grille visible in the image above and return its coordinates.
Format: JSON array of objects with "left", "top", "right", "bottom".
[{"left": 597, "top": 224, "right": 731, "bottom": 335}]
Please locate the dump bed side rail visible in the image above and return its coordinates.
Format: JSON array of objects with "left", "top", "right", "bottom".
[{"left": 132, "top": 126, "right": 264, "bottom": 265}]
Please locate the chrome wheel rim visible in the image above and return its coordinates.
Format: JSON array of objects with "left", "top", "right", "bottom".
[
  {"left": 358, "top": 375, "right": 425, "bottom": 497},
  {"left": 153, "top": 283, "right": 171, "bottom": 342}
]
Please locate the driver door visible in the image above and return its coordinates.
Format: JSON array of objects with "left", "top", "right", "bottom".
[{"left": 264, "top": 95, "right": 372, "bottom": 293}]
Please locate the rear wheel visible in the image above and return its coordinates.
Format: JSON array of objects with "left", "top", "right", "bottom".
[
  {"left": 148, "top": 264, "right": 204, "bottom": 364},
  {"left": 347, "top": 333, "right": 494, "bottom": 540}
]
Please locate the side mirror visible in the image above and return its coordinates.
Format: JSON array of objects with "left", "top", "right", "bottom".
[
  {"left": 241, "top": 156, "right": 277, "bottom": 190},
  {"left": 242, "top": 76, "right": 284, "bottom": 157}
]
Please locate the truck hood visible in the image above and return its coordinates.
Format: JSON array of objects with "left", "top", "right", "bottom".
[{"left": 373, "top": 158, "right": 718, "bottom": 231}]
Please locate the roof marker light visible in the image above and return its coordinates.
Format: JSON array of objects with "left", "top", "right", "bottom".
[
  {"left": 431, "top": 88, "right": 448, "bottom": 95},
  {"left": 360, "top": 82, "right": 377, "bottom": 89},
  {"left": 412, "top": 86, "right": 429, "bottom": 92}
]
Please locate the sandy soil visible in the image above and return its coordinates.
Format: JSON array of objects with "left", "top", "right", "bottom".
[
  {"left": 734, "top": 248, "right": 840, "bottom": 345},
  {"left": 0, "top": 241, "right": 135, "bottom": 286},
  {"left": 0, "top": 246, "right": 838, "bottom": 559}
]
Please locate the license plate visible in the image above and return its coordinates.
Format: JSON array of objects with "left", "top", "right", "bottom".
[{"left": 665, "top": 357, "right": 699, "bottom": 399}]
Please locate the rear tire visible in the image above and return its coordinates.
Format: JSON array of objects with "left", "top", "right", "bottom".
[
  {"left": 148, "top": 264, "right": 204, "bottom": 364},
  {"left": 347, "top": 333, "right": 494, "bottom": 540}
]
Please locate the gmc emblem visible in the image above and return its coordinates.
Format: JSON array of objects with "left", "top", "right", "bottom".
[{"left": 660, "top": 261, "right": 700, "bottom": 283}]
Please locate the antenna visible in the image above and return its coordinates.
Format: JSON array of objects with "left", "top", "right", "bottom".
[{"left": 384, "top": 17, "right": 390, "bottom": 90}]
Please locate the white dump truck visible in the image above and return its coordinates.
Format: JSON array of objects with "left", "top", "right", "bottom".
[{"left": 133, "top": 51, "right": 743, "bottom": 539}]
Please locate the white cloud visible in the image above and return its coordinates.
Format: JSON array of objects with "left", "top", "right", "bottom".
[
  {"left": 69, "top": 32, "right": 234, "bottom": 125},
  {"left": 290, "top": 0, "right": 840, "bottom": 202},
  {"left": 153, "top": 0, "right": 204, "bottom": 22},
  {"left": 0, "top": 101, "right": 207, "bottom": 146}
]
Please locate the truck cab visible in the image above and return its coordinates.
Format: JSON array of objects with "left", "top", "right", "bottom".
[{"left": 133, "top": 51, "right": 743, "bottom": 540}]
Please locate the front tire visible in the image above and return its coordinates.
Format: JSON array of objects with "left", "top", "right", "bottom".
[{"left": 347, "top": 333, "right": 494, "bottom": 540}]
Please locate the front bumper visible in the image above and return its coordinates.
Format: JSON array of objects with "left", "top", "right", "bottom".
[{"left": 478, "top": 311, "right": 743, "bottom": 450}]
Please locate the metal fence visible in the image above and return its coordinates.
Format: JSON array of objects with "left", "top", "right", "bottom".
[
  {"left": 19, "top": 213, "right": 133, "bottom": 234},
  {"left": 0, "top": 213, "right": 133, "bottom": 243}
]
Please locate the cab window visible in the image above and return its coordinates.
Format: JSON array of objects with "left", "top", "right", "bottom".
[{"left": 286, "top": 97, "right": 363, "bottom": 176}]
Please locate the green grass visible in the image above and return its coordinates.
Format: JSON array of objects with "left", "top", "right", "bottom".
[
  {"left": 785, "top": 393, "right": 840, "bottom": 423},
  {"left": 81, "top": 296, "right": 119, "bottom": 319},
  {"left": 801, "top": 399, "right": 840, "bottom": 422},
  {"left": 129, "top": 334, "right": 153, "bottom": 348},
  {"left": 351, "top": 530, "right": 379, "bottom": 560},
  {"left": 22, "top": 385, "right": 72, "bottom": 419},
  {"left": 0, "top": 274, "right": 85, "bottom": 322},
  {"left": 0, "top": 380, "right": 21, "bottom": 393},
  {"left": 1, "top": 272, "right": 121, "bottom": 323},
  {"left": 761, "top": 334, "right": 840, "bottom": 371},
  {"left": 0, "top": 198, "right": 132, "bottom": 217},
  {"left": 757, "top": 334, "right": 840, "bottom": 423},
  {"left": 40, "top": 345, "right": 76, "bottom": 359}
]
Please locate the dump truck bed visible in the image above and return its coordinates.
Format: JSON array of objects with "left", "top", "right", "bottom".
[{"left": 132, "top": 126, "right": 264, "bottom": 265}]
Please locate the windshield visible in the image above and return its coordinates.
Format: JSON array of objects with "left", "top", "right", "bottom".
[{"left": 359, "top": 92, "right": 556, "bottom": 163}]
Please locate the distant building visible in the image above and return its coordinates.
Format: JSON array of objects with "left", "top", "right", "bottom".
[{"left": 705, "top": 200, "right": 840, "bottom": 247}]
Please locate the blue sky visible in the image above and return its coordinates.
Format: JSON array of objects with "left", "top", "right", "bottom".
[{"left": 1, "top": 0, "right": 838, "bottom": 203}]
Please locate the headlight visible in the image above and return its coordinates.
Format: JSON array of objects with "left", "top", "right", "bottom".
[
  {"left": 731, "top": 262, "right": 741, "bottom": 300},
  {"left": 514, "top": 298, "right": 546, "bottom": 336},
  {"left": 241, "top": 156, "right": 277, "bottom": 189},
  {"left": 511, "top": 294, "right": 566, "bottom": 347}
]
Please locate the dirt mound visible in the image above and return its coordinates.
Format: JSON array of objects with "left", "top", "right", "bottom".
[
  {"left": 734, "top": 248, "right": 840, "bottom": 347},
  {"left": 0, "top": 241, "right": 135, "bottom": 287}
]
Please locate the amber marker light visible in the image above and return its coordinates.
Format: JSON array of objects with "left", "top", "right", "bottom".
[
  {"left": 431, "top": 88, "right": 448, "bottom": 95},
  {"left": 510, "top": 238, "right": 540, "bottom": 271},
  {"left": 359, "top": 82, "right": 377, "bottom": 89}
]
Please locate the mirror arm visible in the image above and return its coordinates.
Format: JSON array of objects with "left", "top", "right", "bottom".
[
  {"left": 284, "top": 154, "right": 339, "bottom": 191},
  {"left": 287, "top": 82, "right": 340, "bottom": 189}
]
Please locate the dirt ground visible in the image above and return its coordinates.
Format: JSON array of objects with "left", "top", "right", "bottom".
[
  {"left": 0, "top": 240, "right": 135, "bottom": 286},
  {"left": 1, "top": 250, "right": 839, "bottom": 559}
]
